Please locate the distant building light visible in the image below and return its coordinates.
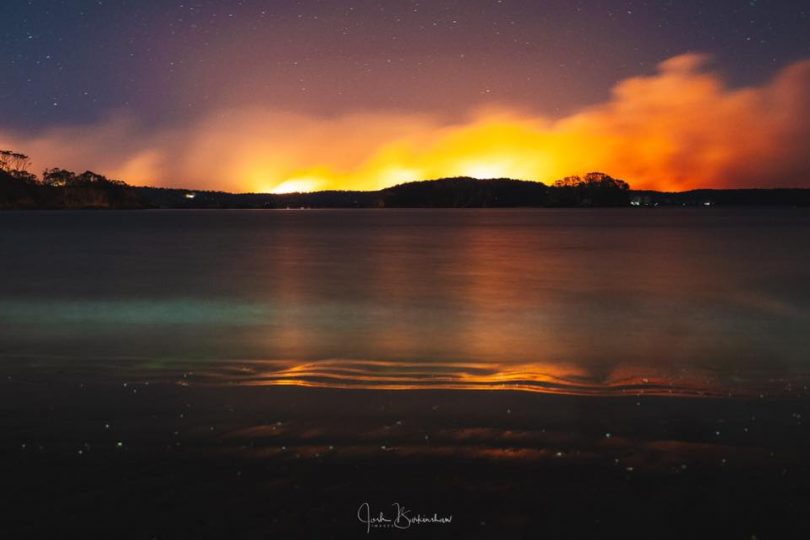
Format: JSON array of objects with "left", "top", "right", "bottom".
[{"left": 185, "top": 192, "right": 196, "bottom": 199}]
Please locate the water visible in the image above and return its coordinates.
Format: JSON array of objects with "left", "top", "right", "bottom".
[
  {"left": 1, "top": 208, "right": 808, "bottom": 396},
  {"left": 3, "top": 208, "right": 810, "bottom": 538}
]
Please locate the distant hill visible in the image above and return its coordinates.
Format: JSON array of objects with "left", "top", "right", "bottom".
[
  {"left": 378, "top": 177, "right": 549, "bottom": 207},
  {"left": 133, "top": 176, "right": 810, "bottom": 208},
  {"left": 136, "top": 174, "right": 629, "bottom": 209},
  {"left": 2, "top": 168, "right": 810, "bottom": 209}
]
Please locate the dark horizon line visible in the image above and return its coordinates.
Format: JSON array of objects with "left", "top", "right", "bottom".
[
  {"left": 4, "top": 169, "right": 810, "bottom": 209},
  {"left": 139, "top": 177, "right": 810, "bottom": 197}
]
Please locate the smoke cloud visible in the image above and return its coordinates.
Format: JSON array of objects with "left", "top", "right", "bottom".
[{"left": 2, "top": 53, "right": 809, "bottom": 192}]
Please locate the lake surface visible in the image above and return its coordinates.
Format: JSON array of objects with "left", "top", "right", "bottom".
[
  {"left": 2, "top": 208, "right": 810, "bottom": 538},
  {"left": 1, "top": 208, "right": 809, "bottom": 396}
]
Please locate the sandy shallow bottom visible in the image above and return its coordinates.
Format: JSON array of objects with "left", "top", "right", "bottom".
[{"left": 1, "top": 363, "right": 809, "bottom": 539}]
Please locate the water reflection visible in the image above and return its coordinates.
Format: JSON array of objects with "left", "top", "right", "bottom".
[
  {"left": 0, "top": 209, "right": 808, "bottom": 396},
  {"left": 190, "top": 358, "right": 807, "bottom": 397}
]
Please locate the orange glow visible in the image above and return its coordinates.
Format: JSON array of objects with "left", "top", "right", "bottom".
[
  {"left": 268, "top": 177, "right": 322, "bottom": 194},
  {"left": 192, "top": 358, "right": 734, "bottom": 398},
  {"left": 3, "top": 53, "right": 810, "bottom": 192}
]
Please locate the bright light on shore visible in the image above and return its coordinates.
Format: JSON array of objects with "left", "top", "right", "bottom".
[{"left": 269, "top": 178, "right": 321, "bottom": 194}]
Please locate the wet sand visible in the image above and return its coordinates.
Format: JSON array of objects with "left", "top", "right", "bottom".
[{"left": 2, "top": 365, "right": 809, "bottom": 539}]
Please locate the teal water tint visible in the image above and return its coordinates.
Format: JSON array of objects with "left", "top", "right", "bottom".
[
  {"left": 0, "top": 299, "right": 270, "bottom": 325},
  {"left": 1, "top": 209, "right": 809, "bottom": 395}
]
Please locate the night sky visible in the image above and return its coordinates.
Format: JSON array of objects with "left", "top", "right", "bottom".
[{"left": 2, "top": 0, "right": 810, "bottom": 192}]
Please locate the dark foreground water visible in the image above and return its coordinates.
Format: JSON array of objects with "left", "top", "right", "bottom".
[{"left": 1, "top": 209, "right": 809, "bottom": 538}]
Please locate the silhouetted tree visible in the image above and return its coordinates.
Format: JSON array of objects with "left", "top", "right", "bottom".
[
  {"left": 549, "top": 171, "right": 630, "bottom": 206},
  {"left": 76, "top": 171, "right": 107, "bottom": 185},
  {"left": 0, "top": 150, "right": 32, "bottom": 176},
  {"left": 42, "top": 168, "right": 77, "bottom": 187}
]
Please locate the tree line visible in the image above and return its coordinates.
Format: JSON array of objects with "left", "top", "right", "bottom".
[
  {"left": 0, "top": 149, "right": 142, "bottom": 209},
  {"left": 1, "top": 147, "right": 635, "bottom": 209}
]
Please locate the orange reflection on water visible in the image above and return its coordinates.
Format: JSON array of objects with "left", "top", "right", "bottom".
[
  {"left": 200, "top": 358, "right": 724, "bottom": 397},
  {"left": 225, "top": 211, "right": 810, "bottom": 400}
]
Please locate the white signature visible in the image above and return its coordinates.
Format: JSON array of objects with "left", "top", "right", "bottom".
[{"left": 357, "top": 502, "right": 453, "bottom": 533}]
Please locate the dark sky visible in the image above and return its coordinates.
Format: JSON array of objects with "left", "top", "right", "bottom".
[
  {"left": 3, "top": 0, "right": 809, "bottom": 130},
  {"left": 2, "top": 0, "right": 810, "bottom": 191}
]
